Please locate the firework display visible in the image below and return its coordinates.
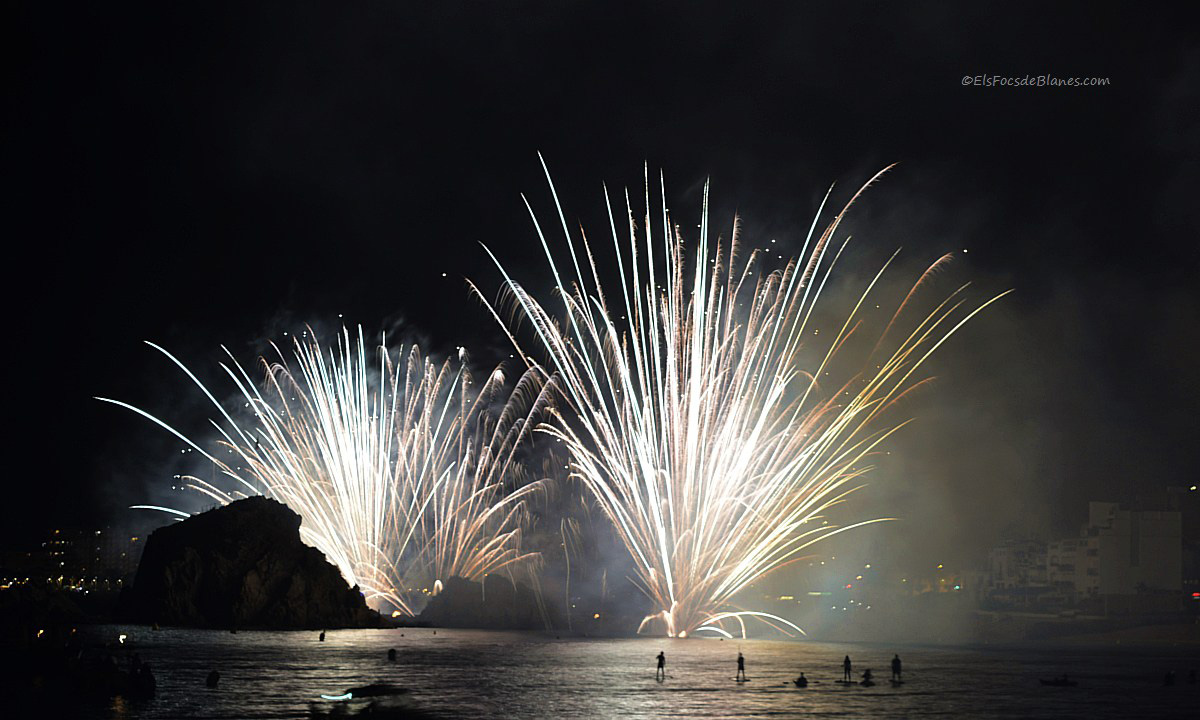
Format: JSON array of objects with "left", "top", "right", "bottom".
[
  {"left": 476, "top": 160, "right": 1007, "bottom": 637},
  {"left": 99, "top": 161, "right": 1002, "bottom": 636},
  {"left": 99, "top": 328, "right": 551, "bottom": 615}
]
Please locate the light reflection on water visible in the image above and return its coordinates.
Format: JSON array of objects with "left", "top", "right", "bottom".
[{"left": 80, "top": 626, "right": 1196, "bottom": 719}]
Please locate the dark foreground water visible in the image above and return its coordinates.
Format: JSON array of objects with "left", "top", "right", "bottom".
[{"left": 60, "top": 627, "right": 1200, "bottom": 718}]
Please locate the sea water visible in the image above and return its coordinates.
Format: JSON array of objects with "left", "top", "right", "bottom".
[{"left": 69, "top": 626, "right": 1197, "bottom": 718}]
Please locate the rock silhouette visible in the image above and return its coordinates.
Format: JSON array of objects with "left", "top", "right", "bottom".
[{"left": 122, "top": 497, "right": 380, "bottom": 629}]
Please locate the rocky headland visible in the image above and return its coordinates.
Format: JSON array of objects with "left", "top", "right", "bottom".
[{"left": 122, "top": 497, "right": 380, "bottom": 629}]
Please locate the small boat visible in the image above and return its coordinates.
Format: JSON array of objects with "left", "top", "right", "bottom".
[{"left": 346, "top": 683, "right": 408, "bottom": 697}]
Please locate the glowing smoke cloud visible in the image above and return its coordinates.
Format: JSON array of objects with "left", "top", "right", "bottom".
[
  {"left": 476, "top": 160, "right": 1008, "bottom": 637},
  {"left": 100, "top": 327, "right": 552, "bottom": 615}
]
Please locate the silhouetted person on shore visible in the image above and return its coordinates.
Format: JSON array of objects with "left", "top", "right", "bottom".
[
  {"left": 387, "top": 648, "right": 397, "bottom": 662},
  {"left": 656, "top": 651, "right": 666, "bottom": 680},
  {"left": 319, "top": 630, "right": 326, "bottom": 642},
  {"left": 736, "top": 652, "right": 746, "bottom": 681},
  {"left": 795, "top": 672, "right": 808, "bottom": 687},
  {"left": 843, "top": 655, "right": 852, "bottom": 682},
  {"left": 891, "top": 654, "right": 902, "bottom": 681},
  {"left": 206, "top": 670, "right": 220, "bottom": 688}
]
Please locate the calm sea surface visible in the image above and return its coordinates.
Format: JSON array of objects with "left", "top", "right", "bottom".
[{"left": 69, "top": 626, "right": 1198, "bottom": 719}]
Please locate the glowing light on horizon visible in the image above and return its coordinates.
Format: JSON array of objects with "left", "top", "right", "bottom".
[{"left": 477, "top": 158, "right": 1006, "bottom": 637}]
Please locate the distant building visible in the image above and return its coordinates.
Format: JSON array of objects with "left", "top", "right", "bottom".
[
  {"left": 986, "top": 539, "right": 1051, "bottom": 607},
  {"left": 1083, "top": 501, "right": 1181, "bottom": 596},
  {"left": 0, "top": 527, "right": 143, "bottom": 592},
  {"left": 1135, "top": 485, "right": 1200, "bottom": 610},
  {"left": 1046, "top": 536, "right": 1086, "bottom": 601},
  {"left": 981, "top": 497, "right": 1186, "bottom": 614},
  {"left": 988, "top": 539, "right": 1047, "bottom": 589}
]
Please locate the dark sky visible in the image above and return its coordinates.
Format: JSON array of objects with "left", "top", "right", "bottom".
[{"left": 6, "top": 2, "right": 1198, "bottom": 566}]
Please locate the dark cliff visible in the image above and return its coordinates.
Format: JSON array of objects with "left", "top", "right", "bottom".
[{"left": 122, "top": 497, "right": 380, "bottom": 629}]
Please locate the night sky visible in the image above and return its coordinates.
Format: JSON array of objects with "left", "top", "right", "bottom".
[{"left": 7, "top": 2, "right": 1198, "bottom": 570}]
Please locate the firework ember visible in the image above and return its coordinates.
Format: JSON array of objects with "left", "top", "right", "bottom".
[{"left": 476, "top": 159, "right": 1008, "bottom": 637}]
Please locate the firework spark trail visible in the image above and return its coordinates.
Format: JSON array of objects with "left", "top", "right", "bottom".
[
  {"left": 474, "top": 159, "right": 1008, "bottom": 637},
  {"left": 98, "top": 327, "right": 552, "bottom": 615}
]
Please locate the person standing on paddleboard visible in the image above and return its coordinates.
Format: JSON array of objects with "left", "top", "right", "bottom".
[
  {"left": 656, "top": 651, "right": 666, "bottom": 680},
  {"left": 891, "top": 654, "right": 902, "bottom": 682},
  {"left": 736, "top": 652, "right": 746, "bottom": 681},
  {"left": 843, "top": 655, "right": 852, "bottom": 682}
]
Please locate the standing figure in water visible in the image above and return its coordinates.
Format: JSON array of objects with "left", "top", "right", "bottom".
[
  {"left": 656, "top": 651, "right": 666, "bottom": 681},
  {"left": 736, "top": 652, "right": 747, "bottom": 681},
  {"left": 891, "top": 654, "right": 902, "bottom": 682},
  {"left": 843, "top": 655, "right": 852, "bottom": 682}
]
